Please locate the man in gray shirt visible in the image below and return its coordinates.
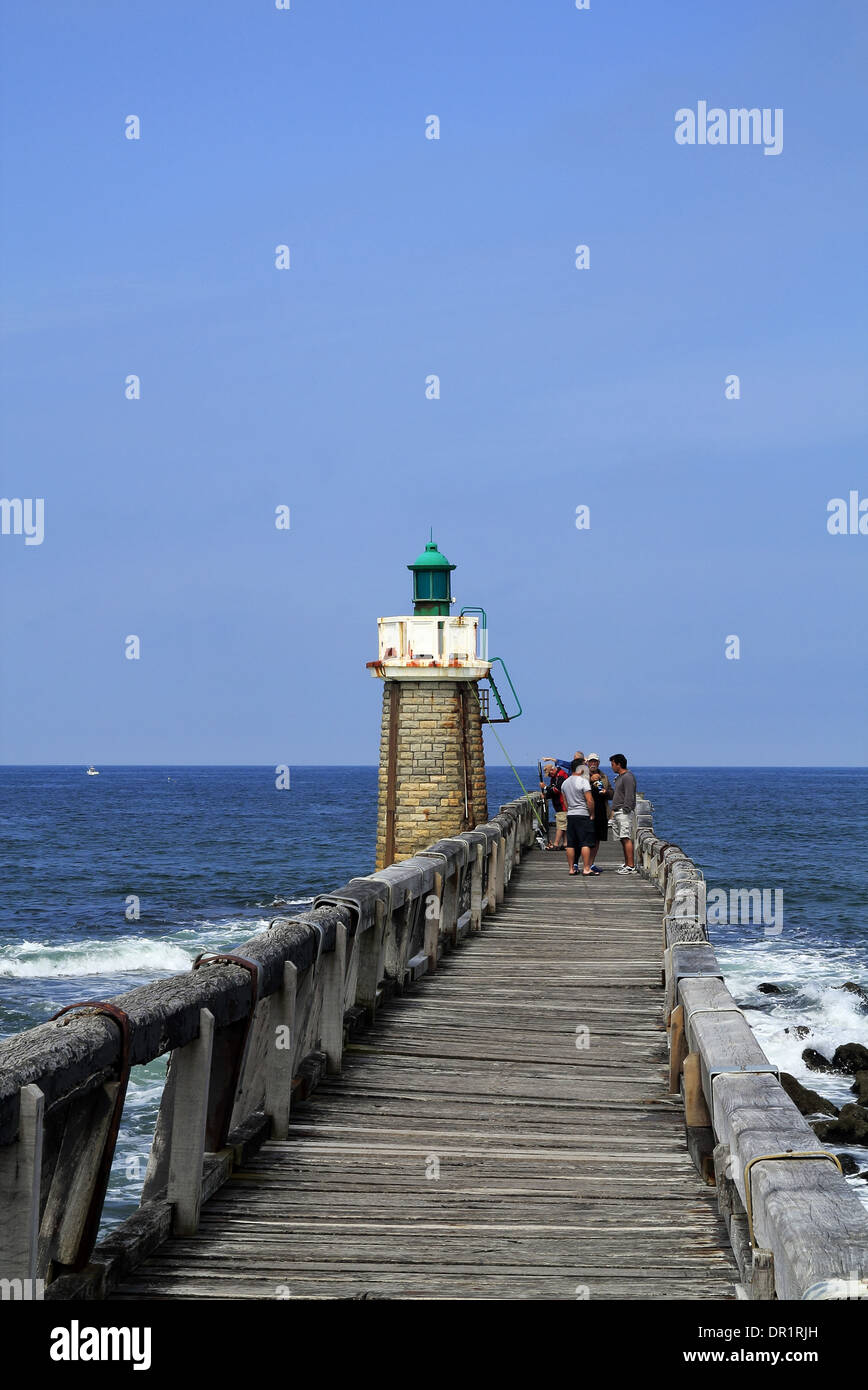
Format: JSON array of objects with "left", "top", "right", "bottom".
[
  {"left": 562, "top": 756, "right": 597, "bottom": 877},
  {"left": 609, "top": 754, "right": 637, "bottom": 874}
]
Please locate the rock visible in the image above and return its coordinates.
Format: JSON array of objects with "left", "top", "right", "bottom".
[
  {"left": 838, "top": 1153, "right": 861, "bottom": 1176},
  {"left": 833, "top": 982, "right": 868, "bottom": 1012},
  {"left": 850, "top": 1070, "right": 868, "bottom": 1106},
  {"left": 803, "top": 1047, "right": 835, "bottom": 1073},
  {"left": 780, "top": 1072, "right": 838, "bottom": 1118},
  {"left": 784, "top": 1026, "right": 810, "bottom": 1039},
  {"left": 757, "top": 982, "right": 784, "bottom": 994},
  {"left": 839, "top": 1105, "right": 868, "bottom": 1142},
  {"left": 812, "top": 1104, "right": 868, "bottom": 1145},
  {"left": 832, "top": 1043, "right": 868, "bottom": 1075}
]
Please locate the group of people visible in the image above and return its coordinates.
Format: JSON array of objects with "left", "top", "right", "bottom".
[{"left": 539, "top": 753, "right": 637, "bottom": 877}]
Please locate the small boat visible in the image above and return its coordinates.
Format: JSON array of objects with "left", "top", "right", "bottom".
[{"left": 86, "top": 765, "right": 99, "bottom": 776}]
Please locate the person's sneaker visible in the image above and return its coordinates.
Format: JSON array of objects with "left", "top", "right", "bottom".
[
  {"left": 589, "top": 866, "right": 603, "bottom": 874},
  {"left": 617, "top": 865, "right": 633, "bottom": 875}
]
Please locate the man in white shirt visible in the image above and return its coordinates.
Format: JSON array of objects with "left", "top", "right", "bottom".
[{"left": 561, "top": 756, "right": 596, "bottom": 877}]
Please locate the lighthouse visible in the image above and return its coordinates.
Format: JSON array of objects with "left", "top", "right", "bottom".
[{"left": 367, "top": 539, "right": 490, "bottom": 870}]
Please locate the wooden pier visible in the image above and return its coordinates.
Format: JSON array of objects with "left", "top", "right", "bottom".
[
  {"left": 2, "top": 794, "right": 868, "bottom": 1302},
  {"left": 110, "top": 840, "right": 736, "bottom": 1300}
]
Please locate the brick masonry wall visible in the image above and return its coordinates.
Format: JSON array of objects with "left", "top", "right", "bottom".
[{"left": 375, "top": 679, "right": 489, "bottom": 869}]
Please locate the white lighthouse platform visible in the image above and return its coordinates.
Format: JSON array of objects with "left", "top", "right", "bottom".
[{"left": 366, "top": 614, "right": 491, "bottom": 682}]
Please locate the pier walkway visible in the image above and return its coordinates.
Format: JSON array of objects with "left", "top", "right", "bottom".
[
  {"left": 4, "top": 794, "right": 867, "bottom": 1302},
  {"left": 111, "top": 841, "right": 737, "bottom": 1300}
]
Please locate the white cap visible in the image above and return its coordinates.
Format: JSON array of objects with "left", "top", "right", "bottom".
[{"left": 587, "top": 752, "right": 600, "bottom": 762}]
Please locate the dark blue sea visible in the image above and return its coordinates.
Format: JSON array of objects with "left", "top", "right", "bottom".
[{"left": 1, "top": 766, "right": 866, "bottom": 1227}]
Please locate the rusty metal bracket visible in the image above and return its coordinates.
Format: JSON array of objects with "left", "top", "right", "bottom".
[
  {"left": 192, "top": 951, "right": 261, "bottom": 998},
  {"left": 192, "top": 951, "right": 262, "bottom": 1040},
  {"left": 49, "top": 1000, "right": 133, "bottom": 1271}
]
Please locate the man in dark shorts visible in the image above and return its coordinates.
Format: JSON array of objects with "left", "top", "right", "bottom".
[{"left": 561, "top": 757, "right": 597, "bottom": 876}]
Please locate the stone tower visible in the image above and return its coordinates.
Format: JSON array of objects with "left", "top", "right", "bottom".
[{"left": 368, "top": 541, "right": 489, "bottom": 869}]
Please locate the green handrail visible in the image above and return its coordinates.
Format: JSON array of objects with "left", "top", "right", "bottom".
[
  {"left": 458, "top": 609, "right": 521, "bottom": 720},
  {"left": 459, "top": 607, "right": 488, "bottom": 662},
  {"left": 487, "top": 657, "right": 522, "bottom": 720}
]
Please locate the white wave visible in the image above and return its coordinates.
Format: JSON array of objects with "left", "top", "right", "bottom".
[
  {"left": 716, "top": 943, "right": 868, "bottom": 1204},
  {"left": 0, "top": 937, "right": 194, "bottom": 979},
  {"left": 0, "top": 912, "right": 299, "bottom": 981}
]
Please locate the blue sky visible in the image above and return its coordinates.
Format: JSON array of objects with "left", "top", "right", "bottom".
[{"left": 1, "top": 1, "right": 865, "bottom": 766}]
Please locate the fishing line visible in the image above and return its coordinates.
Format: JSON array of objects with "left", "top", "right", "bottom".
[{"left": 467, "top": 685, "right": 548, "bottom": 835}]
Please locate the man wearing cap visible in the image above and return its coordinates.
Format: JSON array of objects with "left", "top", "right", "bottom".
[{"left": 540, "top": 762, "right": 568, "bottom": 850}]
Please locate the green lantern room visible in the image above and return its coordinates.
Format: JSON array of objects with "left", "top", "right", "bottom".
[{"left": 408, "top": 540, "right": 456, "bottom": 616}]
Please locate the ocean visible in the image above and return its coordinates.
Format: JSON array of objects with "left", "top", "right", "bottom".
[{"left": 1, "top": 765, "right": 866, "bottom": 1230}]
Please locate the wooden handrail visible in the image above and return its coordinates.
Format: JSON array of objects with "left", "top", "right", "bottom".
[{"left": 637, "top": 812, "right": 868, "bottom": 1301}]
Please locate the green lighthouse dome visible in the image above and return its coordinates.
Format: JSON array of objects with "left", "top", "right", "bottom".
[{"left": 407, "top": 539, "right": 456, "bottom": 616}]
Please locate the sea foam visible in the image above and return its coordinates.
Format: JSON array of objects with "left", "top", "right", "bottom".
[{"left": 0, "top": 937, "right": 194, "bottom": 978}]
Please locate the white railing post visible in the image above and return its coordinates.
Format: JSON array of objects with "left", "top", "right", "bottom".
[
  {"left": 265, "top": 961, "right": 297, "bottom": 1141},
  {"left": 0, "top": 1084, "right": 43, "bottom": 1282},
  {"left": 321, "top": 923, "right": 348, "bottom": 1074},
  {"left": 167, "top": 1008, "right": 215, "bottom": 1237}
]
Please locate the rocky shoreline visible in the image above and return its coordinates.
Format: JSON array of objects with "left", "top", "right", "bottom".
[{"left": 756, "top": 980, "right": 868, "bottom": 1181}]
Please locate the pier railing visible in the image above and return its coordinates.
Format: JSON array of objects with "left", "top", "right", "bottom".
[
  {"left": 0, "top": 796, "right": 540, "bottom": 1299},
  {"left": 635, "top": 801, "right": 868, "bottom": 1301},
  {"left": 4, "top": 792, "right": 867, "bottom": 1302}
]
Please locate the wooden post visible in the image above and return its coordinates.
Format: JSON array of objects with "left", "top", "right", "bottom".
[
  {"left": 441, "top": 868, "right": 460, "bottom": 946},
  {"left": 668, "top": 1004, "right": 686, "bottom": 1094},
  {"left": 265, "top": 961, "right": 297, "bottom": 1141},
  {"left": 714, "top": 1143, "right": 734, "bottom": 1219},
  {"left": 729, "top": 1206, "right": 751, "bottom": 1281},
  {"left": 424, "top": 871, "right": 443, "bottom": 971},
  {"left": 167, "top": 1007, "right": 215, "bottom": 1237},
  {"left": 41, "top": 1080, "right": 122, "bottom": 1271},
  {"left": 470, "top": 844, "right": 484, "bottom": 931},
  {"left": 683, "top": 1052, "right": 711, "bottom": 1127},
  {"left": 0, "top": 1084, "right": 43, "bottom": 1281},
  {"left": 501, "top": 827, "right": 514, "bottom": 889},
  {"left": 486, "top": 842, "right": 498, "bottom": 915},
  {"left": 382, "top": 900, "right": 405, "bottom": 983},
  {"left": 356, "top": 900, "right": 386, "bottom": 1018},
  {"left": 683, "top": 1050, "right": 715, "bottom": 1182},
  {"left": 749, "top": 1247, "right": 776, "bottom": 1300},
  {"left": 321, "top": 923, "right": 347, "bottom": 1075}
]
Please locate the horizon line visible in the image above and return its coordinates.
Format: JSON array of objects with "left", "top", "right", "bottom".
[{"left": 3, "top": 763, "right": 868, "bottom": 771}]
